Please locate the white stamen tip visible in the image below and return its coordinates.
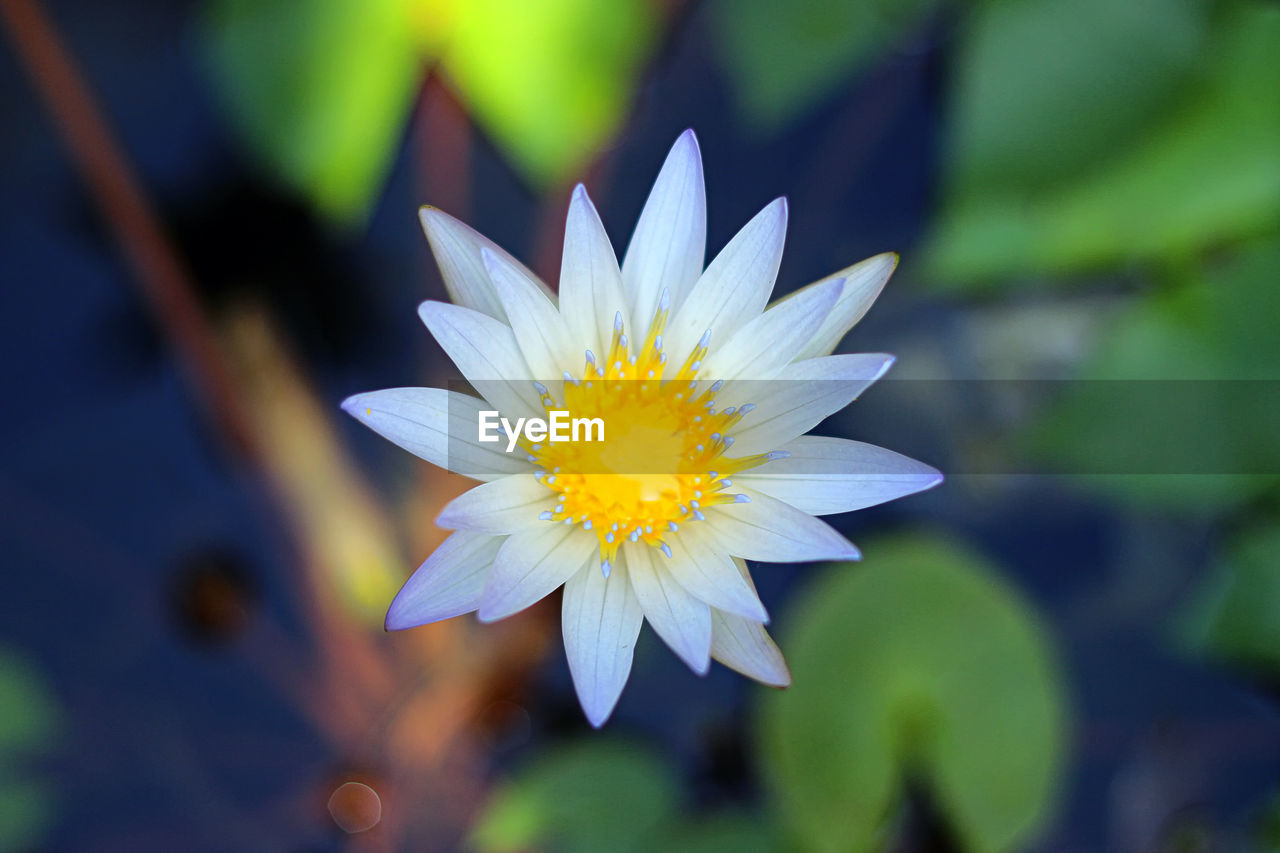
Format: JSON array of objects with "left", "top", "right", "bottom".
[
  {"left": 740, "top": 403, "right": 756, "bottom": 414},
  {"left": 692, "top": 510, "right": 707, "bottom": 521},
  {"left": 532, "top": 381, "right": 548, "bottom": 394},
  {"left": 660, "top": 543, "right": 672, "bottom": 558},
  {"left": 709, "top": 380, "right": 724, "bottom": 393},
  {"left": 629, "top": 530, "right": 639, "bottom": 543},
  {"left": 723, "top": 406, "right": 736, "bottom": 416},
  {"left": 658, "top": 288, "right": 670, "bottom": 311},
  {"left": 699, "top": 329, "right": 712, "bottom": 347},
  {"left": 601, "top": 559, "right": 612, "bottom": 578},
  {"left": 655, "top": 335, "right": 663, "bottom": 351},
  {"left": 767, "top": 450, "right": 791, "bottom": 460},
  {"left": 691, "top": 360, "right": 701, "bottom": 371},
  {"left": 538, "top": 510, "right": 553, "bottom": 520},
  {"left": 708, "top": 471, "right": 718, "bottom": 479},
  {"left": 619, "top": 334, "right": 628, "bottom": 348},
  {"left": 668, "top": 521, "right": 679, "bottom": 532},
  {"left": 583, "top": 520, "right": 593, "bottom": 530},
  {"left": 606, "top": 532, "right": 615, "bottom": 544},
  {"left": 585, "top": 349, "right": 596, "bottom": 365},
  {"left": 614, "top": 311, "right": 623, "bottom": 331},
  {"left": 723, "top": 436, "right": 735, "bottom": 446},
  {"left": 734, "top": 494, "right": 751, "bottom": 503}
]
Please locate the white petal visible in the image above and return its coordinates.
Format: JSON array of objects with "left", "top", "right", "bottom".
[
  {"left": 436, "top": 474, "right": 551, "bottom": 533},
  {"left": 478, "top": 523, "right": 596, "bottom": 622},
  {"left": 792, "top": 253, "right": 898, "bottom": 361},
  {"left": 385, "top": 530, "right": 504, "bottom": 629},
  {"left": 710, "top": 559, "right": 791, "bottom": 686},
  {"left": 341, "top": 387, "right": 530, "bottom": 481},
  {"left": 704, "top": 486, "right": 860, "bottom": 562},
  {"left": 559, "top": 184, "right": 631, "bottom": 357},
  {"left": 483, "top": 248, "right": 575, "bottom": 378},
  {"left": 665, "top": 525, "right": 768, "bottom": 622},
  {"left": 621, "top": 130, "right": 707, "bottom": 331},
  {"left": 701, "top": 276, "right": 844, "bottom": 380},
  {"left": 562, "top": 557, "right": 644, "bottom": 727},
  {"left": 726, "top": 352, "right": 895, "bottom": 454},
  {"left": 623, "top": 542, "right": 711, "bottom": 674},
  {"left": 418, "top": 300, "right": 541, "bottom": 418},
  {"left": 738, "top": 435, "right": 943, "bottom": 515},
  {"left": 419, "top": 206, "right": 555, "bottom": 322},
  {"left": 664, "top": 197, "right": 788, "bottom": 363}
]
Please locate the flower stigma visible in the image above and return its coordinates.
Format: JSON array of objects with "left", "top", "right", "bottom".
[{"left": 520, "top": 290, "right": 782, "bottom": 575}]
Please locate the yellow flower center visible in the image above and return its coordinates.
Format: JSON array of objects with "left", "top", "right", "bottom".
[{"left": 525, "top": 295, "right": 780, "bottom": 574}]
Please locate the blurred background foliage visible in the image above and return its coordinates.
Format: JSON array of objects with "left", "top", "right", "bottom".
[{"left": 4, "top": 0, "right": 1280, "bottom": 848}]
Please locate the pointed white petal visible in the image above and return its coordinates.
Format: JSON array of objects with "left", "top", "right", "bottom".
[
  {"left": 623, "top": 542, "right": 712, "bottom": 674},
  {"left": 738, "top": 435, "right": 943, "bottom": 515},
  {"left": 417, "top": 300, "right": 541, "bottom": 418},
  {"left": 385, "top": 530, "right": 504, "bottom": 629},
  {"left": 791, "top": 253, "right": 898, "bottom": 360},
  {"left": 726, "top": 352, "right": 895, "bottom": 454},
  {"left": 710, "top": 558, "right": 790, "bottom": 686},
  {"left": 341, "top": 388, "right": 530, "bottom": 481},
  {"left": 562, "top": 557, "right": 644, "bottom": 727},
  {"left": 621, "top": 130, "right": 707, "bottom": 330},
  {"left": 665, "top": 525, "right": 768, "bottom": 622},
  {"left": 702, "top": 276, "right": 844, "bottom": 380},
  {"left": 436, "top": 474, "right": 551, "bottom": 533},
  {"left": 704, "top": 486, "right": 860, "bottom": 562},
  {"left": 419, "top": 206, "right": 555, "bottom": 322},
  {"left": 665, "top": 197, "right": 788, "bottom": 363},
  {"left": 483, "top": 248, "right": 575, "bottom": 378},
  {"left": 559, "top": 185, "right": 631, "bottom": 357},
  {"left": 478, "top": 524, "right": 596, "bottom": 622}
]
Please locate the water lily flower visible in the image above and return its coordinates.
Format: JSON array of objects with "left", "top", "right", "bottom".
[{"left": 343, "top": 130, "right": 942, "bottom": 726}]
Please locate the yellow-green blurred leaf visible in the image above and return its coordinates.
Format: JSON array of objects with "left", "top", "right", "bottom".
[
  {"left": 435, "top": 0, "right": 657, "bottom": 188},
  {"left": 711, "top": 0, "right": 936, "bottom": 131},
  {"left": 926, "top": 2, "right": 1280, "bottom": 287},
  {"left": 204, "top": 0, "right": 421, "bottom": 224},
  {"left": 470, "top": 739, "right": 678, "bottom": 853},
  {"left": 759, "top": 536, "right": 1067, "bottom": 853}
]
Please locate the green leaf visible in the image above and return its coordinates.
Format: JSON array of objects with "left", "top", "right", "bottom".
[
  {"left": 0, "top": 646, "right": 61, "bottom": 849},
  {"left": 1032, "top": 239, "right": 1280, "bottom": 511},
  {"left": 759, "top": 536, "right": 1067, "bottom": 853},
  {"left": 710, "top": 0, "right": 937, "bottom": 131},
  {"left": 437, "top": 0, "right": 657, "bottom": 188},
  {"left": 1192, "top": 525, "right": 1280, "bottom": 670},
  {"left": 654, "top": 812, "right": 780, "bottom": 853},
  {"left": 469, "top": 739, "right": 679, "bottom": 853},
  {"left": 204, "top": 0, "right": 421, "bottom": 224},
  {"left": 948, "top": 0, "right": 1208, "bottom": 194},
  {"left": 926, "top": 2, "right": 1280, "bottom": 288}
]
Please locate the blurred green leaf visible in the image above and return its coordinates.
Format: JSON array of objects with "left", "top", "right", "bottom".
[
  {"left": 654, "top": 812, "right": 780, "bottom": 853},
  {"left": 926, "top": 2, "right": 1280, "bottom": 287},
  {"left": 711, "top": 0, "right": 937, "bottom": 131},
  {"left": 1033, "top": 239, "right": 1280, "bottom": 511},
  {"left": 759, "top": 536, "right": 1067, "bottom": 853},
  {"left": 470, "top": 739, "right": 678, "bottom": 853},
  {"left": 0, "top": 646, "right": 60, "bottom": 849},
  {"left": 437, "top": 0, "right": 657, "bottom": 188},
  {"left": 948, "top": 0, "right": 1208, "bottom": 193},
  {"left": 204, "top": 0, "right": 421, "bottom": 224},
  {"left": 1192, "top": 524, "right": 1280, "bottom": 670}
]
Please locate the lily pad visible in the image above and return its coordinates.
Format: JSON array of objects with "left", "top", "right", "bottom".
[{"left": 759, "top": 536, "right": 1067, "bottom": 853}]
